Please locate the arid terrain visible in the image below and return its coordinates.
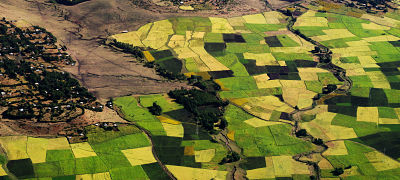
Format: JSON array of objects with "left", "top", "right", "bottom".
[{"left": 0, "top": 0, "right": 279, "bottom": 101}]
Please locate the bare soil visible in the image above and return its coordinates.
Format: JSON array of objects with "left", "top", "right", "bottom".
[{"left": 0, "top": 0, "right": 302, "bottom": 102}]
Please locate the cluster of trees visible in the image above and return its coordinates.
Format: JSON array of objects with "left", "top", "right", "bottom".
[
  {"left": 111, "top": 40, "right": 143, "bottom": 59},
  {"left": 188, "top": 75, "right": 221, "bottom": 94},
  {"left": 351, "top": 0, "right": 386, "bottom": 6},
  {"left": 145, "top": 61, "right": 186, "bottom": 80},
  {"left": 168, "top": 88, "right": 228, "bottom": 133},
  {"left": 219, "top": 152, "right": 240, "bottom": 164},
  {"left": 52, "top": 0, "right": 90, "bottom": 5},
  {"left": 0, "top": 35, "right": 21, "bottom": 54},
  {"left": 322, "top": 84, "right": 338, "bottom": 94},
  {"left": 148, "top": 102, "right": 162, "bottom": 116},
  {"left": 0, "top": 24, "right": 7, "bottom": 34},
  {"left": 1, "top": 58, "right": 95, "bottom": 102}
]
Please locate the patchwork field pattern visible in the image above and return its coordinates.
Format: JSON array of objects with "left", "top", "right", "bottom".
[
  {"left": 114, "top": 95, "right": 229, "bottom": 179},
  {"left": 1, "top": 8, "right": 399, "bottom": 180},
  {"left": 295, "top": 10, "right": 400, "bottom": 179},
  {"left": 110, "top": 10, "right": 400, "bottom": 179},
  {"left": 0, "top": 125, "right": 170, "bottom": 179}
]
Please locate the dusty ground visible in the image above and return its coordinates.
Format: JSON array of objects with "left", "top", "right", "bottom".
[
  {"left": 0, "top": 0, "right": 296, "bottom": 135},
  {"left": 0, "top": 0, "right": 275, "bottom": 101}
]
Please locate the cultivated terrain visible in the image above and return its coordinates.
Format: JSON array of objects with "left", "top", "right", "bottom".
[{"left": 0, "top": 0, "right": 399, "bottom": 179}]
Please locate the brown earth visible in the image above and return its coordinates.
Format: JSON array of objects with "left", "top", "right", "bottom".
[
  {"left": 0, "top": 0, "right": 297, "bottom": 136},
  {"left": 0, "top": 0, "right": 272, "bottom": 101}
]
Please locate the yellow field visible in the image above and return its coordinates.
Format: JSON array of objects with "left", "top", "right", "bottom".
[
  {"left": 270, "top": 47, "right": 312, "bottom": 53},
  {"left": 297, "top": 92, "right": 315, "bottom": 109},
  {"left": 76, "top": 172, "right": 112, "bottom": 180},
  {"left": 357, "top": 107, "right": 379, "bottom": 124},
  {"left": 254, "top": 74, "right": 282, "bottom": 88},
  {"left": 111, "top": 31, "right": 144, "bottom": 47},
  {"left": 166, "top": 165, "right": 227, "bottom": 180},
  {"left": 168, "top": 35, "right": 186, "bottom": 48},
  {"left": 189, "top": 39, "right": 230, "bottom": 71},
  {"left": 227, "top": 130, "right": 235, "bottom": 141},
  {"left": 331, "top": 46, "right": 372, "bottom": 56},
  {"left": 313, "top": 29, "right": 355, "bottom": 41},
  {"left": 366, "top": 71, "right": 391, "bottom": 89},
  {"left": 0, "top": 136, "right": 28, "bottom": 160},
  {"left": 27, "top": 137, "right": 48, "bottom": 163},
  {"left": 227, "top": 17, "right": 246, "bottom": 27},
  {"left": 323, "top": 141, "right": 348, "bottom": 156},
  {"left": 179, "top": 5, "right": 194, "bottom": 10},
  {"left": 361, "top": 14, "right": 400, "bottom": 27},
  {"left": 263, "top": 11, "right": 283, "bottom": 24},
  {"left": 358, "top": 56, "right": 379, "bottom": 68},
  {"left": 379, "top": 118, "right": 400, "bottom": 124},
  {"left": 301, "top": 112, "right": 357, "bottom": 140},
  {"left": 287, "top": 33, "right": 314, "bottom": 48},
  {"left": 280, "top": 80, "right": 316, "bottom": 108},
  {"left": 294, "top": 10, "right": 329, "bottom": 27},
  {"left": 242, "top": 14, "right": 267, "bottom": 24},
  {"left": 346, "top": 68, "right": 366, "bottom": 76},
  {"left": 143, "top": 51, "right": 155, "bottom": 62},
  {"left": 209, "top": 17, "right": 235, "bottom": 33},
  {"left": 71, "top": 142, "right": 97, "bottom": 158},
  {"left": 47, "top": 137, "right": 71, "bottom": 150},
  {"left": 365, "top": 151, "right": 400, "bottom": 171},
  {"left": 280, "top": 80, "right": 306, "bottom": 88},
  {"left": 195, "top": 149, "right": 215, "bottom": 162},
  {"left": 363, "top": 35, "right": 400, "bottom": 42},
  {"left": 122, "top": 146, "right": 157, "bottom": 166},
  {"left": 243, "top": 53, "right": 278, "bottom": 66},
  {"left": 0, "top": 166, "right": 6, "bottom": 176},
  {"left": 192, "top": 32, "right": 205, "bottom": 39},
  {"left": 184, "top": 146, "right": 195, "bottom": 156},
  {"left": 346, "top": 40, "right": 371, "bottom": 47},
  {"left": 361, "top": 22, "right": 390, "bottom": 30},
  {"left": 161, "top": 123, "right": 184, "bottom": 138},
  {"left": 244, "top": 118, "right": 284, "bottom": 127},
  {"left": 142, "top": 20, "right": 174, "bottom": 49},
  {"left": 272, "top": 156, "right": 309, "bottom": 177},
  {"left": 137, "top": 23, "right": 152, "bottom": 40},
  {"left": 318, "top": 158, "right": 334, "bottom": 169},
  {"left": 299, "top": 71, "right": 318, "bottom": 81},
  {"left": 229, "top": 98, "right": 249, "bottom": 106},
  {"left": 157, "top": 116, "right": 181, "bottom": 125},
  {"left": 247, "top": 167, "right": 275, "bottom": 179},
  {"left": 238, "top": 96, "right": 294, "bottom": 119}
]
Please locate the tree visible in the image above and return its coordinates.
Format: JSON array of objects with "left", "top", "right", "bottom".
[
  {"left": 331, "top": 167, "right": 344, "bottom": 176},
  {"left": 219, "top": 152, "right": 240, "bottom": 164},
  {"left": 323, "top": 84, "right": 337, "bottom": 94},
  {"left": 148, "top": 102, "right": 162, "bottom": 116},
  {"left": 295, "top": 129, "right": 307, "bottom": 137},
  {"left": 312, "top": 138, "right": 324, "bottom": 145}
]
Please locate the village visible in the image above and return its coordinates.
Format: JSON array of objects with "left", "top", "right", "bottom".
[{"left": 0, "top": 18, "right": 103, "bottom": 124}]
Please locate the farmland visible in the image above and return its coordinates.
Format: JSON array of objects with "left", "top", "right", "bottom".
[
  {"left": 108, "top": 6, "right": 400, "bottom": 179},
  {"left": 0, "top": 124, "right": 172, "bottom": 179},
  {"left": 0, "top": 0, "right": 399, "bottom": 179}
]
